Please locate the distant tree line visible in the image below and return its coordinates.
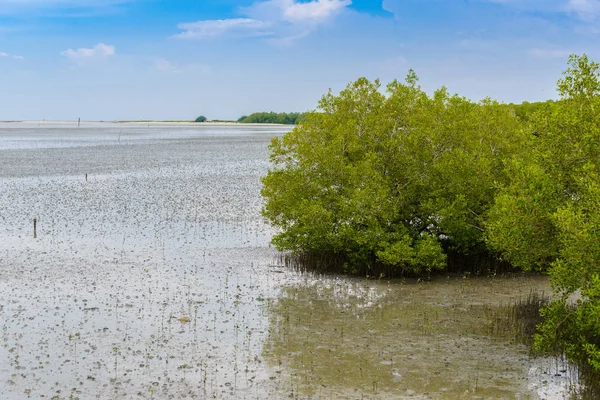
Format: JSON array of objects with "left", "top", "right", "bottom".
[
  {"left": 237, "top": 112, "right": 307, "bottom": 125},
  {"left": 509, "top": 100, "right": 558, "bottom": 122}
]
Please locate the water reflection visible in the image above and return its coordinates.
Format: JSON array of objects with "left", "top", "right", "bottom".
[{"left": 264, "top": 274, "right": 573, "bottom": 399}]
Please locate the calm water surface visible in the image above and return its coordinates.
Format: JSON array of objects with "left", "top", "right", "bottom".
[{"left": 0, "top": 123, "right": 573, "bottom": 399}]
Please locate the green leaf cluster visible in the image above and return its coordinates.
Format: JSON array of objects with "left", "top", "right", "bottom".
[
  {"left": 509, "top": 100, "right": 558, "bottom": 122},
  {"left": 485, "top": 54, "right": 600, "bottom": 373},
  {"left": 262, "top": 73, "right": 523, "bottom": 275}
]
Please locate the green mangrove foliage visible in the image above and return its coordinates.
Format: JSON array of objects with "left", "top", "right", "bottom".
[
  {"left": 486, "top": 54, "right": 600, "bottom": 374},
  {"left": 262, "top": 54, "right": 600, "bottom": 376},
  {"left": 509, "top": 100, "right": 557, "bottom": 122},
  {"left": 237, "top": 112, "right": 306, "bottom": 124},
  {"left": 262, "top": 72, "right": 524, "bottom": 275}
]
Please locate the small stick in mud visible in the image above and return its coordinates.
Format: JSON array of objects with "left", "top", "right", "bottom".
[
  {"left": 33, "top": 217, "right": 37, "bottom": 239},
  {"left": 85, "top": 173, "right": 88, "bottom": 182}
]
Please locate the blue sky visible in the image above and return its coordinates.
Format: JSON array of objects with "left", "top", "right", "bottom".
[{"left": 0, "top": 0, "right": 598, "bottom": 121}]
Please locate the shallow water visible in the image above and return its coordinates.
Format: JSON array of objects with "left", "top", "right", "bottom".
[
  {"left": 264, "top": 274, "right": 577, "bottom": 399},
  {"left": 0, "top": 123, "right": 575, "bottom": 399}
]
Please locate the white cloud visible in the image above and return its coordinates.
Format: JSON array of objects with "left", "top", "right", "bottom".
[
  {"left": 566, "top": 0, "right": 600, "bottom": 19},
  {"left": 61, "top": 43, "right": 115, "bottom": 65},
  {"left": 175, "top": 0, "right": 351, "bottom": 44},
  {"left": 244, "top": 0, "right": 351, "bottom": 26},
  {"left": 475, "top": 0, "right": 600, "bottom": 19},
  {"left": 265, "top": 31, "right": 311, "bottom": 46},
  {"left": 175, "top": 18, "right": 270, "bottom": 39},
  {"left": 0, "top": 51, "right": 24, "bottom": 60},
  {"left": 281, "top": 0, "right": 351, "bottom": 23}
]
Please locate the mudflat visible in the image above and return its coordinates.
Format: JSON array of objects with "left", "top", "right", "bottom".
[{"left": 0, "top": 124, "right": 573, "bottom": 399}]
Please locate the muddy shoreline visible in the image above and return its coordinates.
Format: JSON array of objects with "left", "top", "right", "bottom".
[{"left": 0, "top": 125, "right": 575, "bottom": 399}]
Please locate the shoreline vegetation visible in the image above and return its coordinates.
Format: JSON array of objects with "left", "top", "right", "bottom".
[
  {"left": 0, "top": 120, "right": 288, "bottom": 126},
  {"left": 1, "top": 112, "right": 307, "bottom": 125},
  {"left": 0, "top": 106, "right": 557, "bottom": 127},
  {"left": 261, "top": 54, "right": 600, "bottom": 396}
]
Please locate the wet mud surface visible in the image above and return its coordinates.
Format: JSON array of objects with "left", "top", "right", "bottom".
[{"left": 0, "top": 123, "right": 575, "bottom": 399}]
